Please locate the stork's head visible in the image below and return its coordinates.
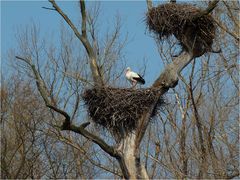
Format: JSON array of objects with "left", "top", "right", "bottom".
[{"left": 126, "top": 67, "right": 131, "bottom": 73}]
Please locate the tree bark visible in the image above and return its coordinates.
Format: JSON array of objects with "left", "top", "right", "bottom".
[
  {"left": 113, "top": 51, "right": 194, "bottom": 179},
  {"left": 117, "top": 133, "right": 149, "bottom": 179}
]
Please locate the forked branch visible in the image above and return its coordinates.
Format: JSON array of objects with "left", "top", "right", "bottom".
[
  {"left": 135, "top": 51, "right": 193, "bottom": 147},
  {"left": 192, "top": 0, "right": 220, "bottom": 21},
  {"left": 48, "top": 0, "right": 104, "bottom": 86},
  {"left": 15, "top": 55, "right": 118, "bottom": 160},
  {"left": 62, "top": 122, "right": 119, "bottom": 158}
]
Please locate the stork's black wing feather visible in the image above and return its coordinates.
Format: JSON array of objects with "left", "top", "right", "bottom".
[{"left": 133, "top": 74, "right": 145, "bottom": 84}]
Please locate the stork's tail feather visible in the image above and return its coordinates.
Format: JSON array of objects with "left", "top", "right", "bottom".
[{"left": 139, "top": 77, "right": 145, "bottom": 84}]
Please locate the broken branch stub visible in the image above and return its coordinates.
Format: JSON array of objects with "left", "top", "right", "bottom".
[{"left": 152, "top": 51, "right": 193, "bottom": 89}]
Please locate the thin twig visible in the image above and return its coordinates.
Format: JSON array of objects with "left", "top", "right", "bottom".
[
  {"left": 42, "top": 6, "right": 56, "bottom": 11},
  {"left": 192, "top": 0, "right": 220, "bottom": 21}
]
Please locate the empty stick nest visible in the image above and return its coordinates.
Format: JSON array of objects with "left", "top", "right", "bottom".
[{"left": 146, "top": 3, "right": 216, "bottom": 57}]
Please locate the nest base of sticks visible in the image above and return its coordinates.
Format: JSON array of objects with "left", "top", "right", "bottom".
[{"left": 82, "top": 87, "right": 164, "bottom": 138}]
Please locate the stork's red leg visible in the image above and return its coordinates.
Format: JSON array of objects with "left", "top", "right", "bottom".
[{"left": 132, "top": 81, "right": 137, "bottom": 89}]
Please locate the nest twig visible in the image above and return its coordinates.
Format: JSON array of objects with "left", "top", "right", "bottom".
[
  {"left": 146, "top": 3, "right": 216, "bottom": 57},
  {"left": 82, "top": 87, "right": 164, "bottom": 136}
]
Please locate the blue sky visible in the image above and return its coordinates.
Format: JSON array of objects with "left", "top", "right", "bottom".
[{"left": 1, "top": 0, "right": 164, "bottom": 86}]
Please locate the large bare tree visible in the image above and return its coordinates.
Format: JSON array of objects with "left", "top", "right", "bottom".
[{"left": 2, "top": 0, "right": 239, "bottom": 179}]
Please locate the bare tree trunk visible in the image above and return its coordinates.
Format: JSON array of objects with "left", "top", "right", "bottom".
[
  {"left": 115, "top": 51, "right": 194, "bottom": 179},
  {"left": 118, "top": 133, "right": 149, "bottom": 179}
]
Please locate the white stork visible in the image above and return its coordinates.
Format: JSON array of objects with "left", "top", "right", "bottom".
[{"left": 125, "top": 67, "right": 145, "bottom": 87}]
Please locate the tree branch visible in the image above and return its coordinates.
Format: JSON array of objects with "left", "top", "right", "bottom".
[
  {"left": 134, "top": 51, "right": 193, "bottom": 152},
  {"left": 48, "top": 0, "right": 83, "bottom": 43},
  {"left": 48, "top": 0, "right": 104, "bottom": 86},
  {"left": 146, "top": 0, "right": 153, "bottom": 10},
  {"left": 62, "top": 122, "right": 119, "bottom": 158},
  {"left": 80, "top": 0, "right": 87, "bottom": 37},
  {"left": 42, "top": 6, "right": 56, "bottom": 11},
  {"left": 16, "top": 56, "right": 49, "bottom": 104},
  {"left": 213, "top": 18, "right": 239, "bottom": 42},
  {"left": 16, "top": 56, "right": 117, "bottom": 160},
  {"left": 192, "top": 0, "right": 220, "bottom": 21},
  {"left": 47, "top": 104, "right": 70, "bottom": 124},
  {"left": 189, "top": 77, "right": 206, "bottom": 178},
  {"left": 152, "top": 51, "right": 193, "bottom": 89},
  {"left": 16, "top": 56, "right": 70, "bottom": 124},
  {"left": 135, "top": 102, "right": 159, "bottom": 148}
]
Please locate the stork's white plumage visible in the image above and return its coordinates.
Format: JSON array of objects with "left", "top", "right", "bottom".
[{"left": 125, "top": 67, "right": 145, "bottom": 87}]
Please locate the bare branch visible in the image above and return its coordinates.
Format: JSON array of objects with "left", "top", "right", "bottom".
[
  {"left": 47, "top": 104, "right": 70, "bottom": 123},
  {"left": 152, "top": 51, "right": 193, "bottom": 89},
  {"left": 213, "top": 18, "right": 239, "bottom": 42},
  {"left": 63, "top": 71, "right": 94, "bottom": 86},
  {"left": 42, "top": 6, "right": 56, "bottom": 11},
  {"left": 150, "top": 141, "right": 161, "bottom": 178},
  {"left": 62, "top": 122, "right": 119, "bottom": 158},
  {"left": 135, "top": 52, "right": 193, "bottom": 154},
  {"left": 16, "top": 56, "right": 50, "bottom": 105},
  {"left": 48, "top": 0, "right": 82, "bottom": 43},
  {"left": 189, "top": 74, "right": 206, "bottom": 178},
  {"left": 71, "top": 93, "right": 80, "bottom": 120},
  {"left": 80, "top": 0, "right": 87, "bottom": 37},
  {"left": 15, "top": 55, "right": 31, "bottom": 65},
  {"left": 16, "top": 56, "right": 70, "bottom": 124},
  {"left": 48, "top": 0, "right": 104, "bottom": 86},
  {"left": 146, "top": 0, "right": 153, "bottom": 10},
  {"left": 135, "top": 102, "right": 159, "bottom": 148},
  {"left": 223, "top": 1, "right": 240, "bottom": 28},
  {"left": 16, "top": 56, "right": 118, "bottom": 161},
  {"left": 192, "top": 0, "right": 220, "bottom": 21}
]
